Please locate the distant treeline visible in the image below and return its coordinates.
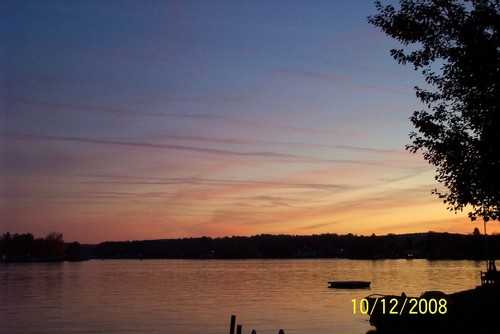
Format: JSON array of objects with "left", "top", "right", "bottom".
[
  {"left": 93, "top": 232, "right": 500, "bottom": 260},
  {"left": 2, "top": 231, "right": 499, "bottom": 262},
  {"left": 0, "top": 232, "right": 86, "bottom": 262}
]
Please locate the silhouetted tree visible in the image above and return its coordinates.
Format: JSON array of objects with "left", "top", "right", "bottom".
[
  {"left": 84, "top": 232, "right": 499, "bottom": 260},
  {"left": 0, "top": 232, "right": 13, "bottom": 260},
  {"left": 0, "top": 232, "right": 66, "bottom": 261},
  {"left": 43, "top": 232, "right": 65, "bottom": 261},
  {"left": 369, "top": 0, "right": 499, "bottom": 223}
]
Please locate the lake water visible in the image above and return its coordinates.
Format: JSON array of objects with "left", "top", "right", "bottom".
[{"left": 0, "top": 259, "right": 484, "bottom": 334}]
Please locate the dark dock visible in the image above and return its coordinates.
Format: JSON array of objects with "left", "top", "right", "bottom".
[{"left": 229, "top": 314, "right": 285, "bottom": 334}]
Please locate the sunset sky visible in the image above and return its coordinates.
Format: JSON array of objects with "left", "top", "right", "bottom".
[{"left": 2, "top": 0, "right": 494, "bottom": 244}]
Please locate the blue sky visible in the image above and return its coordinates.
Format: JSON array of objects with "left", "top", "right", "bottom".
[{"left": 1, "top": 0, "right": 487, "bottom": 243}]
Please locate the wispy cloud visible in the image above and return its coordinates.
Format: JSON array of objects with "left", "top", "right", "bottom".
[
  {"left": 3, "top": 132, "right": 413, "bottom": 167},
  {"left": 147, "top": 134, "right": 409, "bottom": 155},
  {"left": 2, "top": 133, "right": 304, "bottom": 161},
  {"left": 266, "top": 67, "right": 349, "bottom": 82},
  {"left": 5, "top": 97, "right": 229, "bottom": 121},
  {"left": 299, "top": 221, "right": 342, "bottom": 231},
  {"left": 72, "top": 173, "right": 357, "bottom": 193}
]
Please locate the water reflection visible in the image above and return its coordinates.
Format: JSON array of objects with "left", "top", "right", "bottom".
[{"left": 1, "top": 259, "right": 486, "bottom": 334}]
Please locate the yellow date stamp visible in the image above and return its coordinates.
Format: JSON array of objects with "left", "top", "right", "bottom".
[{"left": 352, "top": 298, "right": 447, "bottom": 315}]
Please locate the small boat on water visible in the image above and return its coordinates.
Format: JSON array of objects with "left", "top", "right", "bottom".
[{"left": 328, "top": 280, "right": 371, "bottom": 289}]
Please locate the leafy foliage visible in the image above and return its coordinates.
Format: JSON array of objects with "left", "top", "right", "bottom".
[
  {"left": 0, "top": 232, "right": 65, "bottom": 261},
  {"left": 369, "top": 0, "right": 499, "bottom": 221}
]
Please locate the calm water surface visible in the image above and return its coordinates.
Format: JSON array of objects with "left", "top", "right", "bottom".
[{"left": 0, "top": 259, "right": 484, "bottom": 334}]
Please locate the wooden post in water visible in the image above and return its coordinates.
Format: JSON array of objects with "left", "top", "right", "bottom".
[
  {"left": 229, "top": 315, "right": 236, "bottom": 334},
  {"left": 236, "top": 324, "right": 242, "bottom": 334}
]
